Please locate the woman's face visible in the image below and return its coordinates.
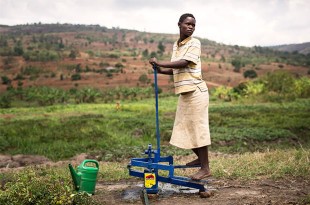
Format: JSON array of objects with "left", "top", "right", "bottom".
[{"left": 179, "top": 17, "right": 196, "bottom": 37}]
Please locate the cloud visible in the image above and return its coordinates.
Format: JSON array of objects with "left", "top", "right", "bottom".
[{"left": 0, "top": 0, "right": 309, "bottom": 46}]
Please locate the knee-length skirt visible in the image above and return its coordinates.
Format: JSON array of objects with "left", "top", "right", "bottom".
[{"left": 170, "top": 87, "right": 211, "bottom": 149}]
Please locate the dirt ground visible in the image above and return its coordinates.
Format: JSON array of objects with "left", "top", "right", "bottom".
[
  {"left": 0, "top": 154, "right": 309, "bottom": 205},
  {"left": 94, "top": 178, "right": 309, "bottom": 205}
]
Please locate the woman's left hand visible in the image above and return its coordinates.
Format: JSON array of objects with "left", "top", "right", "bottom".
[{"left": 149, "top": 57, "right": 158, "bottom": 66}]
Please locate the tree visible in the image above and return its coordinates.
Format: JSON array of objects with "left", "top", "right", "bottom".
[
  {"left": 262, "top": 71, "right": 294, "bottom": 94},
  {"left": 0, "top": 36, "right": 8, "bottom": 47},
  {"left": 220, "top": 55, "right": 226, "bottom": 62},
  {"left": 139, "top": 73, "right": 150, "bottom": 84},
  {"left": 75, "top": 64, "right": 82, "bottom": 73},
  {"left": 150, "top": 51, "right": 157, "bottom": 58},
  {"left": 142, "top": 49, "right": 149, "bottom": 58},
  {"left": 69, "top": 49, "right": 79, "bottom": 59},
  {"left": 14, "top": 41, "right": 24, "bottom": 56},
  {"left": 231, "top": 58, "right": 242, "bottom": 72},
  {"left": 157, "top": 41, "right": 165, "bottom": 55}
]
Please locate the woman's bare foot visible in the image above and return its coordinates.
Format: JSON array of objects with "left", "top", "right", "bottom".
[
  {"left": 190, "top": 168, "right": 211, "bottom": 180},
  {"left": 186, "top": 158, "right": 200, "bottom": 166}
]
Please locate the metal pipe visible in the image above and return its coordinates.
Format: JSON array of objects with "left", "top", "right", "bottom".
[{"left": 153, "top": 65, "right": 160, "bottom": 162}]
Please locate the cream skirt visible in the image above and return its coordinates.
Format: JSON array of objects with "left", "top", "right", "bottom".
[{"left": 170, "top": 87, "right": 211, "bottom": 149}]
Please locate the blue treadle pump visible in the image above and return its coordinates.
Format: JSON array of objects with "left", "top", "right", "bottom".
[{"left": 128, "top": 65, "right": 208, "bottom": 194}]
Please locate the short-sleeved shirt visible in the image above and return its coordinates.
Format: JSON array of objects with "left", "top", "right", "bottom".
[{"left": 171, "top": 36, "right": 206, "bottom": 94}]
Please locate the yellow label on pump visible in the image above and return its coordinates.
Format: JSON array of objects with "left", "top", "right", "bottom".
[{"left": 144, "top": 173, "right": 156, "bottom": 188}]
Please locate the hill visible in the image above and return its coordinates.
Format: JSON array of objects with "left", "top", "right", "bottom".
[
  {"left": 269, "top": 42, "right": 310, "bottom": 55},
  {"left": 0, "top": 23, "right": 309, "bottom": 93}
]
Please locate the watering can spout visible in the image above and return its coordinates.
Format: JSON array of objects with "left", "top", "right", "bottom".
[{"left": 68, "top": 164, "right": 80, "bottom": 191}]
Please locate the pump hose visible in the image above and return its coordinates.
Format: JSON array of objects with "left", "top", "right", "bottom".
[{"left": 141, "top": 188, "right": 150, "bottom": 205}]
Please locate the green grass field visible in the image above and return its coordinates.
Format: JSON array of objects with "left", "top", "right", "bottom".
[
  {"left": 0, "top": 97, "right": 309, "bottom": 160},
  {"left": 0, "top": 97, "right": 309, "bottom": 204}
]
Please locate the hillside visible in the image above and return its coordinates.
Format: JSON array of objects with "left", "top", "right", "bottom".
[
  {"left": 0, "top": 23, "right": 309, "bottom": 93},
  {"left": 269, "top": 42, "right": 310, "bottom": 55}
]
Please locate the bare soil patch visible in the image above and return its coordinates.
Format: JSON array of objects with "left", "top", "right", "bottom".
[{"left": 95, "top": 177, "right": 309, "bottom": 205}]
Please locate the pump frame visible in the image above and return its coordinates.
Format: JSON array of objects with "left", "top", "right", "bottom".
[{"left": 128, "top": 65, "right": 208, "bottom": 194}]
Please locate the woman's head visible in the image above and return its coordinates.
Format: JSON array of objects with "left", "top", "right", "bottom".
[
  {"left": 178, "top": 13, "right": 196, "bottom": 38},
  {"left": 178, "top": 13, "right": 195, "bottom": 24}
]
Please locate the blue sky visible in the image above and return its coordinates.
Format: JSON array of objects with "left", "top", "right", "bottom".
[{"left": 0, "top": 0, "right": 309, "bottom": 47}]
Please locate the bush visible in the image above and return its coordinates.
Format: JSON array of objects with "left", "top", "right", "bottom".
[
  {"left": 244, "top": 81, "right": 264, "bottom": 96},
  {"left": 212, "top": 86, "right": 240, "bottom": 101},
  {"left": 114, "top": 63, "right": 124, "bottom": 68},
  {"left": 23, "top": 50, "right": 60, "bottom": 62},
  {"left": 1, "top": 76, "right": 11, "bottom": 85},
  {"left": 231, "top": 58, "right": 242, "bottom": 72},
  {"left": 262, "top": 71, "right": 295, "bottom": 95},
  {"left": 294, "top": 77, "right": 310, "bottom": 98},
  {"left": 138, "top": 73, "right": 150, "bottom": 84},
  {"left": 74, "top": 87, "right": 101, "bottom": 103},
  {"left": 243, "top": 70, "right": 257, "bottom": 78},
  {"left": 0, "top": 93, "right": 12, "bottom": 108},
  {"left": 71, "top": 73, "right": 81, "bottom": 81},
  {"left": 231, "top": 71, "right": 309, "bottom": 102},
  {"left": 23, "top": 87, "right": 68, "bottom": 106}
]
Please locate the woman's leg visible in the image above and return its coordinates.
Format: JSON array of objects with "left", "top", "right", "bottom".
[
  {"left": 186, "top": 148, "right": 201, "bottom": 166},
  {"left": 190, "top": 146, "right": 211, "bottom": 180}
]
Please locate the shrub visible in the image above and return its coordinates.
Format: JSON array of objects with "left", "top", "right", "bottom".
[
  {"left": 0, "top": 93, "right": 12, "bottom": 108},
  {"left": 294, "top": 77, "right": 310, "bottom": 98},
  {"left": 21, "top": 65, "right": 41, "bottom": 76},
  {"left": 108, "top": 53, "right": 119, "bottom": 58},
  {"left": 23, "top": 87, "right": 68, "bottom": 106},
  {"left": 212, "top": 86, "right": 240, "bottom": 101},
  {"left": 262, "top": 71, "right": 295, "bottom": 95},
  {"left": 142, "top": 49, "right": 149, "bottom": 58},
  {"left": 231, "top": 58, "right": 242, "bottom": 72},
  {"left": 74, "top": 87, "right": 101, "bottom": 103},
  {"left": 69, "top": 49, "right": 79, "bottom": 59},
  {"left": 71, "top": 73, "right": 81, "bottom": 81},
  {"left": 23, "top": 50, "right": 60, "bottom": 62},
  {"left": 243, "top": 70, "right": 257, "bottom": 78},
  {"left": 114, "top": 63, "right": 124, "bottom": 68},
  {"left": 244, "top": 81, "right": 265, "bottom": 96},
  {"left": 1, "top": 76, "right": 11, "bottom": 85},
  {"left": 138, "top": 73, "right": 150, "bottom": 84},
  {"left": 14, "top": 74, "right": 25, "bottom": 80}
]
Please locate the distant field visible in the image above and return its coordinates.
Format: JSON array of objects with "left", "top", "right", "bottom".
[{"left": 0, "top": 97, "right": 309, "bottom": 161}]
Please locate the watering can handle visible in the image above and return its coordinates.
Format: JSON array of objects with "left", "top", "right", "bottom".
[{"left": 82, "top": 159, "right": 99, "bottom": 168}]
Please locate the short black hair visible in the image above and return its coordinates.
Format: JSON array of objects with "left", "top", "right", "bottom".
[{"left": 179, "top": 13, "right": 195, "bottom": 23}]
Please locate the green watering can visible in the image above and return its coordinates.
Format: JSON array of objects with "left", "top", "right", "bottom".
[{"left": 68, "top": 159, "right": 99, "bottom": 195}]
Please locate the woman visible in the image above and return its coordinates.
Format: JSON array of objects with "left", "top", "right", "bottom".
[{"left": 149, "top": 13, "right": 211, "bottom": 180}]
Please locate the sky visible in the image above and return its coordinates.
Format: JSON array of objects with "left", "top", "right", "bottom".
[{"left": 0, "top": 0, "right": 309, "bottom": 47}]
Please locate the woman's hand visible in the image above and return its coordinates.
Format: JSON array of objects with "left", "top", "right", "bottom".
[{"left": 149, "top": 57, "right": 158, "bottom": 66}]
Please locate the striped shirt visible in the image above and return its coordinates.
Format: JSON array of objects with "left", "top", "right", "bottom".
[{"left": 171, "top": 36, "right": 207, "bottom": 94}]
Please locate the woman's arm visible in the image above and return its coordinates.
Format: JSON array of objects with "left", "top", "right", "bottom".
[{"left": 149, "top": 57, "right": 190, "bottom": 75}]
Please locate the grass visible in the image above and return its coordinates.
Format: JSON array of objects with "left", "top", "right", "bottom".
[
  {"left": 1, "top": 97, "right": 309, "bottom": 160},
  {"left": 0, "top": 97, "right": 309, "bottom": 204},
  {"left": 210, "top": 149, "right": 310, "bottom": 179},
  {"left": 0, "top": 149, "right": 309, "bottom": 204}
]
